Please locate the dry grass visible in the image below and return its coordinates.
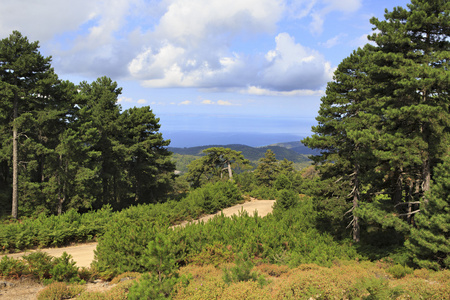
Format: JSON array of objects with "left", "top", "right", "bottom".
[{"left": 32, "top": 261, "right": 450, "bottom": 299}]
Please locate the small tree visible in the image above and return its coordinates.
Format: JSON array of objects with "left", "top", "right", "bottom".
[
  {"left": 186, "top": 147, "right": 249, "bottom": 187},
  {"left": 254, "top": 149, "right": 279, "bottom": 187}
]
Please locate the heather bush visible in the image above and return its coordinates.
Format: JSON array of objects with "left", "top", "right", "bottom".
[
  {"left": 188, "top": 243, "right": 234, "bottom": 267},
  {"left": 37, "top": 282, "right": 85, "bottom": 300}
]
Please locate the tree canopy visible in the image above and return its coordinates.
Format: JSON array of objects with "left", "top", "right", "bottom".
[
  {"left": 0, "top": 31, "right": 175, "bottom": 217},
  {"left": 302, "top": 0, "right": 449, "bottom": 268}
]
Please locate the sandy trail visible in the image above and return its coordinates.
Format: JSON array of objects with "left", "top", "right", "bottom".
[{"left": 1, "top": 199, "right": 275, "bottom": 268}]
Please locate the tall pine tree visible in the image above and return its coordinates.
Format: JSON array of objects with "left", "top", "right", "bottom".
[{"left": 0, "top": 31, "right": 58, "bottom": 218}]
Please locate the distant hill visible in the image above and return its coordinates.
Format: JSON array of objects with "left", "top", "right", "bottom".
[
  {"left": 168, "top": 142, "right": 313, "bottom": 163},
  {"left": 268, "top": 141, "right": 320, "bottom": 156}
]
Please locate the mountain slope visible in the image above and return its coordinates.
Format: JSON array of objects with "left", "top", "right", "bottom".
[{"left": 168, "top": 143, "right": 311, "bottom": 163}]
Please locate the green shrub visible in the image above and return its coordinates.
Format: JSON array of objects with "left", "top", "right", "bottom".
[
  {"left": 188, "top": 243, "right": 234, "bottom": 267},
  {"left": 127, "top": 273, "right": 180, "bottom": 300},
  {"left": 249, "top": 186, "right": 278, "bottom": 200},
  {"left": 23, "top": 251, "right": 54, "bottom": 281},
  {"left": 222, "top": 251, "right": 267, "bottom": 288},
  {"left": 0, "top": 255, "right": 28, "bottom": 278},
  {"left": 387, "top": 264, "right": 413, "bottom": 279},
  {"left": 274, "top": 174, "right": 292, "bottom": 190},
  {"left": 347, "top": 277, "right": 404, "bottom": 300},
  {"left": 273, "top": 189, "right": 299, "bottom": 213},
  {"left": 48, "top": 252, "right": 80, "bottom": 283}
]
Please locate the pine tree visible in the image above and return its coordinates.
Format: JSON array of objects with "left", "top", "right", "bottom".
[
  {"left": 0, "top": 31, "right": 57, "bottom": 218},
  {"left": 186, "top": 147, "right": 249, "bottom": 187},
  {"left": 302, "top": 47, "right": 374, "bottom": 242},
  {"left": 116, "top": 106, "right": 175, "bottom": 205},
  {"left": 254, "top": 149, "right": 279, "bottom": 187},
  {"left": 406, "top": 154, "right": 450, "bottom": 270},
  {"left": 367, "top": 0, "right": 450, "bottom": 206}
]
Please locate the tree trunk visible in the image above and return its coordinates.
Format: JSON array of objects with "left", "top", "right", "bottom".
[
  {"left": 422, "top": 158, "right": 431, "bottom": 195},
  {"left": 11, "top": 93, "right": 18, "bottom": 219},
  {"left": 227, "top": 161, "right": 233, "bottom": 181},
  {"left": 352, "top": 163, "right": 360, "bottom": 243}
]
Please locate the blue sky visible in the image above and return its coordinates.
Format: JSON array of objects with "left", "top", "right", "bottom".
[{"left": 1, "top": 0, "right": 411, "bottom": 146}]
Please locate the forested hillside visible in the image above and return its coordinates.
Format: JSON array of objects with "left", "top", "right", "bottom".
[
  {"left": 169, "top": 144, "right": 311, "bottom": 162},
  {"left": 170, "top": 143, "right": 312, "bottom": 173}
]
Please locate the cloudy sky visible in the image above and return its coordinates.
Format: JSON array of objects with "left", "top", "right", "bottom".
[{"left": 1, "top": 0, "right": 411, "bottom": 146}]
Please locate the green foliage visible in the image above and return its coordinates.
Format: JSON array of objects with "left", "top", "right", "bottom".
[
  {"left": 186, "top": 147, "right": 250, "bottom": 187},
  {"left": 128, "top": 272, "right": 186, "bottom": 300},
  {"left": 406, "top": 154, "right": 450, "bottom": 270},
  {"left": 386, "top": 264, "right": 413, "bottom": 279},
  {"left": 248, "top": 186, "right": 278, "bottom": 200},
  {"left": 254, "top": 149, "right": 279, "bottom": 187},
  {"left": 183, "top": 181, "right": 243, "bottom": 215},
  {"left": 273, "top": 174, "right": 292, "bottom": 190},
  {"left": 0, "top": 32, "right": 175, "bottom": 218},
  {"left": 141, "top": 231, "right": 179, "bottom": 282},
  {"left": 188, "top": 243, "right": 234, "bottom": 267},
  {"left": 0, "top": 205, "right": 112, "bottom": 252},
  {"left": 23, "top": 251, "right": 54, "bottom": 281},
  {"left": 222, "top": 251, "right": 267, "bottom": 288},
  {"left": 273, "top": 189, "right": 299, "bottom": 213},
  {"left": 48, "top": 252, "right": 80, "bottom": 283},
  {"left": 1, "top": 251, "right": 82, "bottom": 284},
  {"left": 0, "top": 255, "right": 27, "bottom": 278},
  {"left": 347, "top": 277, "right": 404, "bottom": 300}
]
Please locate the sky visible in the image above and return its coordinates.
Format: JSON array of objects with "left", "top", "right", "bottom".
[{"left": 0, "top": 0, "right": 411, "bottom": 147}]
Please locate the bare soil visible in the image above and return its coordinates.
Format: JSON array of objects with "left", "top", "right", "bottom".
[{"left": 0, "top": 198, "right": 275, "bottom": 299}]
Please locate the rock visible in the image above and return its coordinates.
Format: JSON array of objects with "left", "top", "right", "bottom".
[{"left": 0, "top": 281, "right": 15, "bottom": 288}]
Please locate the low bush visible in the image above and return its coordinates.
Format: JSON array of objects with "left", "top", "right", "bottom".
[
  {"left": 188, "top": 243, "right": 234, "bottom": 267},
  {"left": 347, "top": 277, "right": 404, "bottom": 299},
  {"left": 1, "top": 251, "right": 82, "bottom": 284},
  {"left": 387, "top": 264, "right": 413, "bottom": 279},
  {"left": 0, "top": 205, "right": 113, "bottom": 253},
  {"left": 0, "top": 255, "right": 28, "bottom": 278},
  {"left": 222, "top": 251, "right": 268, "bottom": 288},
  {"left": 37, "top": 282, "right": 85, "bottom": 300}
]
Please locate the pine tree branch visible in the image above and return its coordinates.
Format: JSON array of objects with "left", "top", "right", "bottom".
[
  {"left": 394, "top": 201, "right": 421, "bottom": 207},
  {"left": 397, "top": 209, "right": 420, "bottom": 216},
  {"left": 344, "top": 206, "right": 354, "bottom": 216}
]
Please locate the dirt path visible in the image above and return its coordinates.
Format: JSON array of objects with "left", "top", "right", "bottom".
[{"left": 1, "top": 199, "right": 275, "bottom": 268}]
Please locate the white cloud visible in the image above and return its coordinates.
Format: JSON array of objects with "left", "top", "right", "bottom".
[
  {"left": 244, "top": 86, "right": 325, "bottom": 97},
  {"left": 118, "top": 96, "right": 133, "bottom": 103},
  {"left": 217, "top": 100, "right": 234, "bottom": 106},
  {"left": 320, "top": 33, "right": 347, "bottom": 48},
  {"left": 289, "top": 0, "right": 362, "bottom": 35},
  {"left": 137, "top": 99, "right": 147, "bottom": 104},
  {"left": 1, "top": 0, "right": 353, "bottom": 94},
  {"left": 260, "top": 33, "right": 333, "bottom": 91},
  {"left": 0, "top": 0, "right": 99, "bottom": 42},
  {"left": 179, "top": 100, "right": 192, "bottom": 105},
  {"left": 200, "top": 99, "right": 239, "bottom": 106}
]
